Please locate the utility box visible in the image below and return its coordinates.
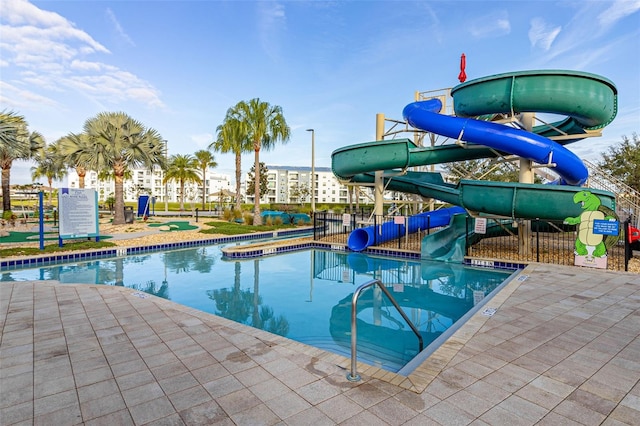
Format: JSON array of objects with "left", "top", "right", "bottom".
[{"left": 124, "top": 206, "right": 134, "bottom": 224}]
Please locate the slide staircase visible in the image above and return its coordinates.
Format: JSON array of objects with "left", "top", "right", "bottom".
[{"left": 584, "top": 159, "right": 639, "bottom": 228}]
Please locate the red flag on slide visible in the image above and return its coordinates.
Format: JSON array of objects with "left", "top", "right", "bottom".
[{"left": 458, "top": 53, "right": 467, "bottom": 83}]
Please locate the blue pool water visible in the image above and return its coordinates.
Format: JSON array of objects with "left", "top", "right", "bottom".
[{"left": 1, "top": 245, "right": 512, "bottom": 372}]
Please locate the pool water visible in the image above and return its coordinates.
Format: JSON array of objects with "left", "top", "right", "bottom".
[{"left": 1, "top": 245, "right": 512, "bottom": 372}]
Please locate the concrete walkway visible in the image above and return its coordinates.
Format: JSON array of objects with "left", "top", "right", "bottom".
[{"left": 1, "top": 263, "right": 639, "bottom": 425}]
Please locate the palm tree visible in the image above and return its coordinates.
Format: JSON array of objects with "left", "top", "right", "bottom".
[
  {"left": 31, "top": 141, "right": 68, "bottom": 206},
  {"left": 210, "top": 112, "right": 252, "bottom": 213},
  {"left": 57, "top": 132, "right": 94, "bottom": 188},
  {"left": 0, "top": 111, "right": 45, "bottom": 217},
  {"left": 78, "top": 112, "right": 166, "bottom": 225},
  {"left": 163, "top": 154, "right": 201, "bottom": 211},
  {"left": 233, "top": 98, "right": 290, "bottom": 225},
  {"left": 194, "top": 149, "right": 218, "bottom": 210}
]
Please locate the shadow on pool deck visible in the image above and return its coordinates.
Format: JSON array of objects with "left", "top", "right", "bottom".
[{"left": 1, "top": 263, "right": 639, "bottom": 424}]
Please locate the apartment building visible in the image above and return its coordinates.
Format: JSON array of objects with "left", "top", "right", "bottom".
[
  {"left": 244, "top": 165, "right": 372, "bottom": 205},
  {"left": 66, "top": 166, "right": 233, "bottom": 207}
]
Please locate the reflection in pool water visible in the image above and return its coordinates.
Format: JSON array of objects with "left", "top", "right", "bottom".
[{"left": 1, "top": 246, "right": 512, "bottom": 372}]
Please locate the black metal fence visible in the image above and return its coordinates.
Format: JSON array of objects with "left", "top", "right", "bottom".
[
  {"left": 463, "top": 217, "right": 629, "bottom": 271},
  {"left": 312, "top": 211, "right": 440, "bottom": 251},
  {"left": 313, "top": 212, "right": 633, "bottom": 271}
]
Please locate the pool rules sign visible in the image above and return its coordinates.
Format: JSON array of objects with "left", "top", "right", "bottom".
[{"left": 58, "top": 188, "right": 100, "bottom": 241}]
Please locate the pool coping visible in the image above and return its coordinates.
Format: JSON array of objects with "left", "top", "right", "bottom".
[
  {"left": 154, "top": 269, "right": 526, "bottom": 394},
  {"left": 1, "top": 231, "right": 527, "bottom": 393},
  {"left": 0, "top": 228, "right": 309, "bottom": 271}
]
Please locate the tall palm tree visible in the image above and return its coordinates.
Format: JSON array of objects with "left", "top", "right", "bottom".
[
  {"left": 78, "top": 112, "right": 166, "bottom": 225},
  {"left": 163, "top": 154, "right": 201, "bottom": 211},
  {"left": 210, "top": 112, "right": 252, "bottom": 213},
  {"left": 234, "top": 98, "right": 290, "bottom": 225},
  {"left": 57, "top": 132, "right": 94, "bottom": 189},
  {"left": 194, "top": 149, "right": 218, "bottom": 209},
  {"left": 31, "top": 141, "right": 68, "bottom": 206},
  {"left": 0, "top": 111, "right": 45, "bottom": 217}
]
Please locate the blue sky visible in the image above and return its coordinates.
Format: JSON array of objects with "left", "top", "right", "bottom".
[{"left": 2, "top": 0, "right": 639, "bottom": 185}]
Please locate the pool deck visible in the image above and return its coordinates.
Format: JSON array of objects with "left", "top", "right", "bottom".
[{"left": 1, "top": 263, "right": 639, "bottom": 425}]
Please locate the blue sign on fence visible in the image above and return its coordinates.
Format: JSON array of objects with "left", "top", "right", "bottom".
[{"left": 592, "top": 219, "right": 619, "bottom": 236}]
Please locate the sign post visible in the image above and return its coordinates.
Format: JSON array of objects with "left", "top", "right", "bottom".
[
  {"left": 58, "top": 188, "right": 100, "bottom": 246},
  {"left": 38, "top": 191, "right": 44, "bottom": 250}
]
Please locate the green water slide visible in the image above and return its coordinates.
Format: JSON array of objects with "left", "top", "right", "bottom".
[{"left": 331, "top": 70, "right": 618, "bottom": 222}]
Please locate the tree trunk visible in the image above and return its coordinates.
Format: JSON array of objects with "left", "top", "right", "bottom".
[
  {"left": 47, "top": 177, "right": 53, "bottom": 206},
  {"left": 180, "top": 181, "right": 185, "bottom": 211},
  {"left": 113, "top": 173, "right": 125, "bottom": 225},
  {"left": 202, "top": 167, "right": 207, "bottom": 210},
  {"left": 1, "top": 165, "right": 11, "bottom": 214},
  {"left": 235, "top": 152, "right": 242, "bottom": 212},
  {"left": 253, "top": 147, "right": 262, "bottom": 225},
  {"left": 77, "top": 166, "right": 86, "bottom": 189}
]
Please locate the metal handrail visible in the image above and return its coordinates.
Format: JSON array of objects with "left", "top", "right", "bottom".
[{"left": 347, "top": 279, "right": 424, "bottom": 382}]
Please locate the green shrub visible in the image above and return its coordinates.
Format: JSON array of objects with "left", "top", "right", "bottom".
[
  {"left": 273, "top": 216, "right": 283, "bottom": 226},
  {"left": 222, "top": 208, "right": 234, "bottom": 221},
  {"left": 243, "top": 212, "right": 253, "bottom": 224}
]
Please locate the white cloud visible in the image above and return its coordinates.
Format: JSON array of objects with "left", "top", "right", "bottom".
[
  {"left": 257, "top": 1, "right": 287, "bottom": 61},
  {"left": 598, "top": 0, "right": 640, "bottom": 28},
  {"left": 106, "top": 8, "right": 135, "bottom": 46},
  {"left": 468, "top": 10, "right": 511, "bottom": 39},
  {"left": 2, "top": 0, "right": 108, "bottom": 54},
  {"left": 0, "top": 0, "right": 164, "bottom": 111},
  {"left": 529, "top": 17, "right": 562, "bottom": 50},
  {"left": 70, "top": 60, "right": 103, "bottom": 72},
  {"left": 0, "top": 80, "right": 60, "bottom": 109}
]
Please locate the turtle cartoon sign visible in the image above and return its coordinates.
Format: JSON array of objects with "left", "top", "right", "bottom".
[{"left": 564, "top": 190, "right": 619, "bottom": 269}]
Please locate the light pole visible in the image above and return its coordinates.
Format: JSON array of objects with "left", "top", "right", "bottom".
[
  {"left": 306, "top": 129, "right": 315, "bottom": 214},
  {"left": 163, "top": 140, "right": 168, "bottom": 213}
]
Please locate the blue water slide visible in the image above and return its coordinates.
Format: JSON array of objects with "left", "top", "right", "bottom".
[
  {"left": 347, "top": 206, "right": 465, "bottom": 252},
  {"left": 402, "top": 100, "right": 588, "bottom": 186}
]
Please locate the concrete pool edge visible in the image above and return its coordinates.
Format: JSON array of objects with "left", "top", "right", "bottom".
[
  {"left": 0, "top": 228, "right": 313, "bottom": 272},
  {"left": 393, "top": 267, "right": 526, "bottom": 392},
  {"left": 398, "top": 268, "right": 522, "bottom": 375},
  {"left": 154, "top": 269, "right": 527, "bottom": 393},
  {"left": 6, "top": 265, "right": 527, "bottom": 394},
  {"left": 2, "top": 235, "right": 528, "bottom": 394}
]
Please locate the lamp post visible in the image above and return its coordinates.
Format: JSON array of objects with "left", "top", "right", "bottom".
[
  {"left": 306, "top": 129, "right": 315, "bottom": 214},
  {"left": 163, "top": 140, "right": 168, "bottom": 213}
]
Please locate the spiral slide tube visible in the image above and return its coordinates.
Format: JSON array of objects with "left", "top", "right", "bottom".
[
  {"left": 403, "top": 99, "right": 589, "bottom": 185},
  {"left": 332, "top": 70, "right": 618, "bottom": 237}
]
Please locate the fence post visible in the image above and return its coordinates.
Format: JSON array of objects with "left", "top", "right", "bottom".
[
  {"left": 313, "top": 211, "right": 317, "bottom": 240},
  {"left": 536, "top": 218, "right": 540, "bottom": 263},
  {"left": 323, "top": 211, "right": 327, "bottom": 239},
  {"left": 465, "top": 215, "right": 469, "bottom": 256},
  {"left": 625, "top": 219, "right": 631, "bottom": 272},
  {"left": 373, "top": 214, "right": 378, "bottom": 246}
]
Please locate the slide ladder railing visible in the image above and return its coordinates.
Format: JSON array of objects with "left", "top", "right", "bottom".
[
  {"left": 584, "top": 159, "right": 639, "bottom": 227},
  {"left": 347, "top": 279, "right": 423, "bottom": 382}
]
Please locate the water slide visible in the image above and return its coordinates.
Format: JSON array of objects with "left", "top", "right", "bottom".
[
  {"left": 332, "top": 70, "right": 618, "bottom": 255},
  {"left": 347, "top": 206, "right": 464, "bottom": 251}
]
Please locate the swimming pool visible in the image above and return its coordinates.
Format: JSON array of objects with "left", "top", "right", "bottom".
[{"left": 0, "top": 245, "right": 512, "bottom": 372}]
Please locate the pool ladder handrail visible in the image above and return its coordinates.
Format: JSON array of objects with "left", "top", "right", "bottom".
[{"left": 347, "top": 279, "right": 424, "bottom": 382}]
